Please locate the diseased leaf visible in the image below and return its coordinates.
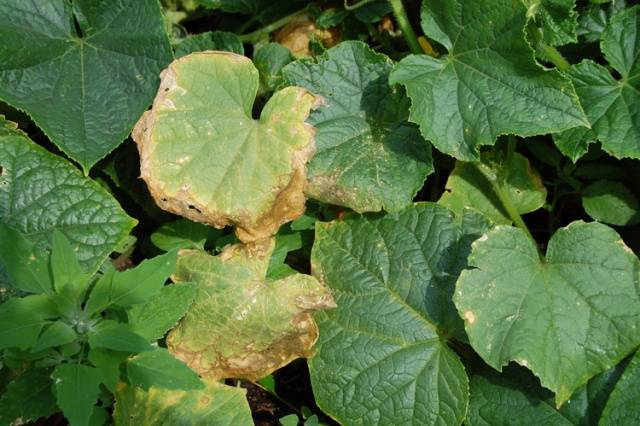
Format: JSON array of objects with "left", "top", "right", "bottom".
[
  {"left": 127, "top": 348, "right": 203, "bottom": 391},
  {"left": 113, "top": 380, "right": 252, "bottom": 426},
  {"left": 52, "top": 364, "right": 102, "bottom": 426},
  {"left": 599, "top": 351, "right": 640, "bottom": 425},
  {"left": 554, "top": 7, "right": 640, "bottom": 160},
  {"left": 0, "top": 368, "right": 57, "bottom": 426},
  {"left": 582, "top": 180, "right": 640, "bottom": 226},
  {"left": 467, "top": 366, "right": 573, "bottom": 426},
  {"left": 454, "top": 222, "right": 640, "bottom": 406},
  {"left": 174, "top": 31, "right": 244, "bottom": 58},
  {"left": 128, "top": 283, "right": 197, "bottom": 342},
  {"left": 283, "top": 41, "right": 432, "bottom": 212},
  {"left": 524, "top": 0, "right": 578, "bottom": 46},
  {"left": 133, "top": 52, "right": 318, "bottom": 242},
  {"left": 389, "top": 0, "right": 588, "bottom": 160},
  {"left": 310, "top": 203, "right": 475, "bottom": 426},
  {"left": 0, "top": 119, "right": 136, "bottom": 272},
  {"left": 167, "top": 240, "right": 335, "bottom": 381},
  {"left": 0, "top": 0, "right": 173, "bottom": 171},
  {"left": 439, "top": 152, "right": 547, "bottom": 225}
]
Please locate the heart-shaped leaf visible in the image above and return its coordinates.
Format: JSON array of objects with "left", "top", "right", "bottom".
[
  {"left": 0, "top": 119, "right": 136, "bottom": 272},
  {"left": 454, "top": 222, "right": 640, "bottom": 406},
  {"left": 389, "top": 0, "right": 588, "bottom": 160},
  {"left": 283, "top": 41, "right": 433, "bottom": 212},
  {"left": 167, "top": 239, "right": 335, "bottom": 381},
  {"left": 133, "top": 52, "right": 318, "bottom": 242},
  {"left": 309, "top": 203, "right": 483, "bottom": 426},
  {"left": 0, "top": 0, "right": 173, "bottom": 171},
  {"left": 553, "top": 6, "right": 640, "bottom": 161}
]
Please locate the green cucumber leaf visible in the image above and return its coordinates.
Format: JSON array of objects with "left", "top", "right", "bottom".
[
  {"left": 389, "top": 0, "right": 588, "bottom": 161},
  {"left": 0, "top": 223, "right": 52, "bottom": 295},
  {"left": 128, "top": 283, "right": 197, "bottom": 342},
  {"left": 52, "top": 364, "right": 103, "bottom": 426},
  {"left": 127, "top": 348, "right": 203, "bottom": 391},
  {"left": 577, "top": 0, "right": 626, "bottom": 43},
  {"left": 254, "top": 42, "right": 294, "bottom": 91},
  {"left": 454, "top": 222, "right": 640, "bottom": 406},
  {"left": 0, "top": 295, "right": 56, "bottom": 350},
  {"left": 524, "top": 0, "right": 578, "bottom": 46},
  {"left": 133, "top": 52, "right": 318, "bottom": 242},
  {"left": 88, "top": 323, "right": 152, "bottom": 353},
  {"left": 113, "top": 380, "right": 252, "bottom": 425},
  {"left": 0, "top": 0, "right": 173, "bottom": 171},
  {"left": 467, "top": 365, "right": 573, "bottom": 425},
  {"left": 266, "top": 232, "right": 304, "bottom": 280},
  {"left": 309, "top": 203, "right": 477, "bottom": 426},
  {"left": 582, "top": 180, "right": 640, "bottom": 226},
  {"left": 150, "top": 219, "right": 222, "bottom": 252},
  {"left": 167, "top": 240, "right": 335, "bottom": 381},
  {"left": 0, "top": 368, "right": 57, "bottom": 426},
  {"left": 554, "top": 7, "right": 640, "bottom": 160},
  {"left": 599, "top": 350, "right": 640, "bottom": 425},
  {"left": 439, "top": 152, "right": 547, "bottom": 225},
  {"left": 0, "top": 120, "right": 136, "bottom": 273},
  {"left": 283, "top": 41, "right": 432, "bottom": 212},
  {"left": 174, "top": 31, "right": 244, "bottom": 58},
  {"left": 194, "top": 0, "right": 257, "bottom": 14}
]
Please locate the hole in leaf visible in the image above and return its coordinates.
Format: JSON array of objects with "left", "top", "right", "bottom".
[{"left": 188, "top": 204, "right": 202, "bottom": 213}]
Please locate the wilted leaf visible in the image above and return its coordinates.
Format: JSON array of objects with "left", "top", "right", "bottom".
[
  {"left": 389, "top": 0, "right": 587, "bottom": 160},
  {"left": 113, "top": 380, "right": 252, "bottom": 425},
  {"left": 167, "top": 239, "right": 335, "bottom": 381},
  {"left": 133, "top": 52, "right": 319, "bottom": 242},
  {"left": 274, "top": 15, "right": 340, "bottom": 58},
  {"left": 0, "top": 0, "right": 173, "bottom": 171},
  {"left": 283, "top": 41, "right": 432, "bottom": 213},
  {"left": 454, "top": 222, "right": 640, "bottom": 406}
]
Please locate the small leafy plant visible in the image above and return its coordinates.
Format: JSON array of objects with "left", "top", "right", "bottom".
[
  {"left": 0, "top": 224, "right": 201, "bottom": 425},
  {"left": 0, "top": 0, "right": 639, "bottom": 425}
]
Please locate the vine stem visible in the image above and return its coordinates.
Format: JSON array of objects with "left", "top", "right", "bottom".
[
  {"left": 539, "top": 43, "right": 570, "bottom": 71},
  {"left": 344, "top": 0, "right": 377, "bottom": 11},
  {"left": 238, "top": 9, "right": 306, "bottom": 43},
  {"left": 388, "top": 0, "right": 423, "bottom": 54}
]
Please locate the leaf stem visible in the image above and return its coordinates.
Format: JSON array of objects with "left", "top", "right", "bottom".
[
  {"left": 388, "top": 0, "right": 422, "bottom": 54},
  {"left": 538, "top": 43, "right": 570, "bottom": 71},
  {"left": 494, "top": 137, "right": 540, "bottom": 254},
  {"left": 238, "top": 9, "right": 306, "bottom": 43}
]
